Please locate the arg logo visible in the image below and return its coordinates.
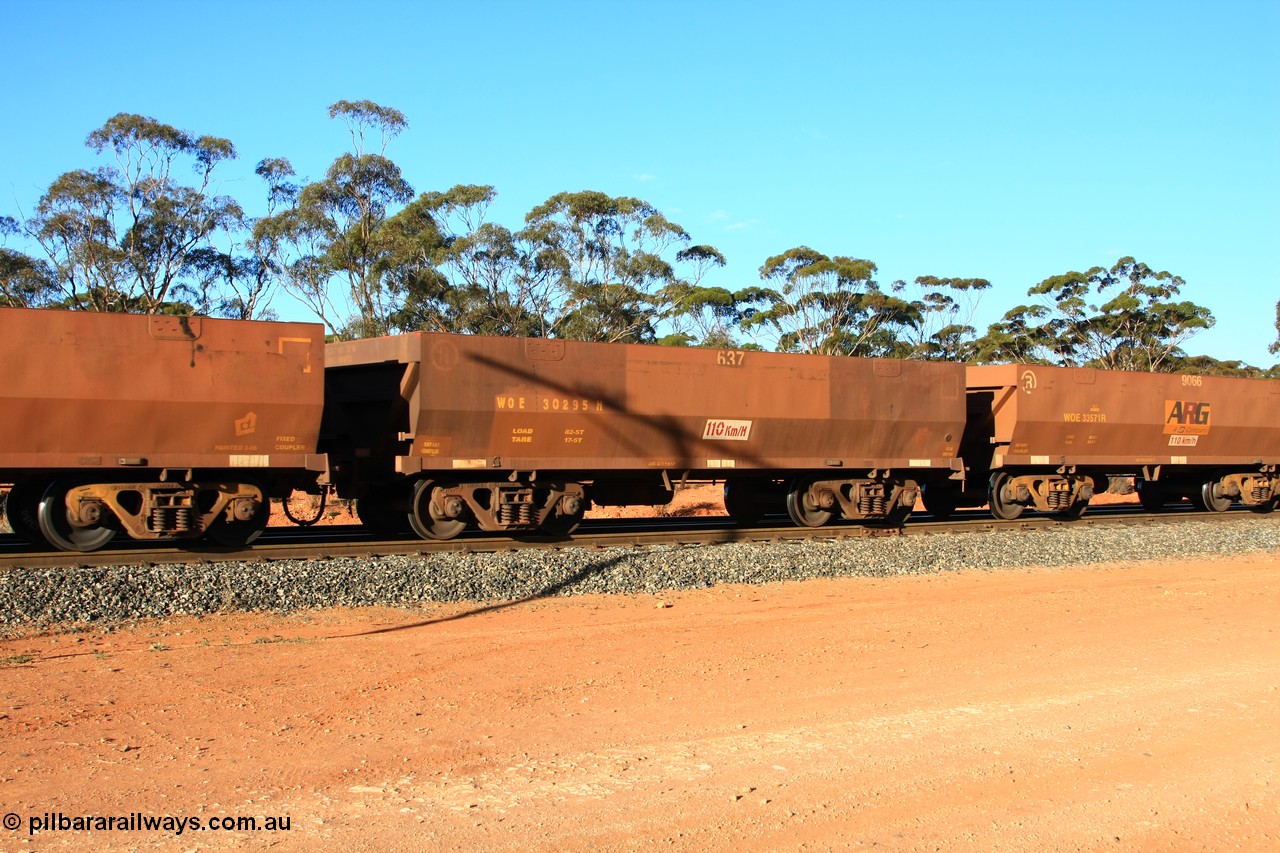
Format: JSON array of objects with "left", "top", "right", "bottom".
[{"left": 1163, "top": 400, "right": 1211, "bottom": 435}]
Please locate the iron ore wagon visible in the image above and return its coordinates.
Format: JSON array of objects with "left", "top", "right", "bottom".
[
  {"left": 320, "top": 333, "right": 968, "bottom": 538},
  {"left": 0, "top": 307, "right": 326, "bottom": 550},
  {"left": 933, "top": 364, "right": 1280, "bottom": 518}
]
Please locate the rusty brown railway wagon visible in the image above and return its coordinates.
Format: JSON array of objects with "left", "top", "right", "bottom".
[
  {"left": 0, "top": 307, "right": 327, "bottom": 551},
  {"left": 321, "top": 333, "right": 966, "bottom": 539},
  {"left": 940, "top": 364, "right": 1280, "bottom": 519}
]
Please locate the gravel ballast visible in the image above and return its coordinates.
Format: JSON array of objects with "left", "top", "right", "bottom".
[{"left": 3, "top": 518, "right": 1279, "bottom": 629}]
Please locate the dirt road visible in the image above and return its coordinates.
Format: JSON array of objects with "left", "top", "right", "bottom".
[{"left": 2, "top": 552, "right": 1277, "bottom": 850}]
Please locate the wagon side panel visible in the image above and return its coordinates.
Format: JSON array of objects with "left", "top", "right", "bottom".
[
  {"left": 0, "top": 307, "right": 326, "bottom": 476},
  {"left": 397, "top": 337, "right": 964, "bottom": 475},
  {"left": 967, "top": 363, "right": 1280, "bottom": 470}
]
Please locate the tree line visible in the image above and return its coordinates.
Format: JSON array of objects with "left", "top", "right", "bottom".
[{"left": 2, "top": 101, "right": 1277, "bottom": 376}]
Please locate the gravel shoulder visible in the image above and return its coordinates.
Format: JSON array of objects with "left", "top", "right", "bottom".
[
  {"left": 5, "top": 514, "right": 1280, "bottom": 628},
  {"left": 2, "top": 533, "right": 1278, "bottom": 850}
]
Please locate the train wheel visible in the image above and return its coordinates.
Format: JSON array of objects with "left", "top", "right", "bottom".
[
  {"left": 1137, "top": 481, "right": 1166, "bottom": 511},
  {"left": 785, "top": 480, "right": 833, "bottom": 528},
  {"left": 987, "top": 473, "right": 1025, "bottom": 520},
  {"left": 37, "top": 481, "right": 116, "bottom": 552},
  {"left": 540, "top": 495, "right": 584, "bottom": 537},
  {"left": 4, "top": 481, "right": 48, "bottom": 544},
  {"left": 409, "top": 480, "right": 467, "bottom": 541},
  {"left": 1196, "top": 479, "right": 1232, "bottom": 513},
  {"left": 206, "top": 492, "right": 270, "bottom": 547},
  {"left": 282, "top": 488, "right": 327, "bottom": 527},
  {"left": 723, "top": 481, "right": 765, "bottom": 525}
]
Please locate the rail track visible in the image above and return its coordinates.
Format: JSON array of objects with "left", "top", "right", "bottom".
[{"left": 0, "top": 501, "right": 1257, "bottom": 572}]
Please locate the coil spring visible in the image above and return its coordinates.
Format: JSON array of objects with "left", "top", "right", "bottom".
[
  {"left": 858, "top": 495, "right": 886, "bottom": 515},
  {"left": 150, "top": 506, "right": 193, "bottom": 533},
  {"left": 1252, "top": 485, "right": 1272, "bottom": 503},
  {"left": 1048, "top": 490, "right": 1072, "bottom": 510},
  {"left": 497, "top": 499, "right": 534, "bottom": 527}
]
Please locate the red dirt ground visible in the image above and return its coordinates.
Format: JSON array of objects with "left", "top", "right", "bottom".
[{"left": 2, "top": 545, "right": 1276, "bottom": 850}]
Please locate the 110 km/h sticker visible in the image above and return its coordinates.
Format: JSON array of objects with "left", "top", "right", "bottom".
[{"left": 702, "top": 419, "right": 753, "bottom": 441}]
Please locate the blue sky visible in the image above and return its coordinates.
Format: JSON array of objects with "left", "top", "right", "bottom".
[{"left": 2, "top": 0, "right": 1277, "bottom": 364}]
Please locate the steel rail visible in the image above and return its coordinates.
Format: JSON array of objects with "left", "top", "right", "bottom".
[{"left": 0, "top": 503, "right": 1266, "bottom": 572}]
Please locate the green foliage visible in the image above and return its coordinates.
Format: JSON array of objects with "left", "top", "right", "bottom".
[
  {"left": 3, "top": 104, "right": 1272, "bottom": 371},
  {"left": 259, "top": 101, "right": 414, "bottom": 338},
  {"left": 27, "top": 113, "right": 243, "bottom": 314},
  {"left": 202, "top": 158, "right": 300, "bottom": 321},
  {"left": 1170, "top": 353, "right": 1280, "bottom": 378},
  {"left": 519, "top": 191, "right": 712, "bottom": 343},
  {"left": 0, "top": 216, "right": 57, "bottom": 307},
  {"left": 893, "top": 275, "right": 991, "bottom": 361},
  {"left": 974, "top": 257, "right": 1214, "bottom": 372},
  {"left": 384, "top": 185, "right": 549, "bottom": 336},
  {"left": 742, "top": 246, "right": 920, "bottom": 356},
  {"left": 1271, "top": 300, "right": 1280, "bottom": 356},
  {"left": 182, "top": 160, "right": 296, "bottom": 321},
  {"left": 660, "top": 244, "right": 763, "bottom": 347},
  {"left": 327, "top": 100, "right": 408, "bottom": 156}
]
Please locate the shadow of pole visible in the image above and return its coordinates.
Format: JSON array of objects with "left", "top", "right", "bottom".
[
  {"left": 331, "top": 550, "right": 637, "bottom": 639},
  {"left": 466, "top": 349, "right": 776, "bottom": 470}
]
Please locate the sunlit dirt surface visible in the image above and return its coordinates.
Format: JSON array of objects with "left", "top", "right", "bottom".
[{"left": 2, "top": 548, "right": 1276, "bottom": 851}]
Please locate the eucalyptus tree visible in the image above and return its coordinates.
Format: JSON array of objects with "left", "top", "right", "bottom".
[
  {"left": 0, "top": 216, "right": 57, "bottom": 307},
  {"left": 262, "top": 100, "right": 413, "bottom": 338},
  {"left": 656, "top": 245, "right": 730, "bottom": 346},
  {"left": 519, "top": 191, "right": 704, "bottom": 343},
  {"left": 971, "top": 303, "right": 1051, "bottom": 364},
  {"left": 1091, "top": 258, "right": 1214, "bottom": 371},
  {"left": 186, "top": 157, "right": 299, "bottom": 320},
  {"left": 370, "top": 190, "right": 453, "bottom": 333},
  {"left": 974, "top": 257, "right": 1213, "bottom": 371},
  {"left": 1173, "top": 354, "right": 1277, "bottom": 378},
  {"left": 893, "top": 275, "right": 991, "bottom": 361},
  {"left": 742, "top": 246, "right": 920, "bottom": 356},
  {"left": 25, "top": 113, "right": 243, "bottom": 314},
  {"left": 223, "top": 157, "right": 301, "bottom": 320},
  {"left": 383, "top": 184, "right": 551, "bottom": 336}
]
